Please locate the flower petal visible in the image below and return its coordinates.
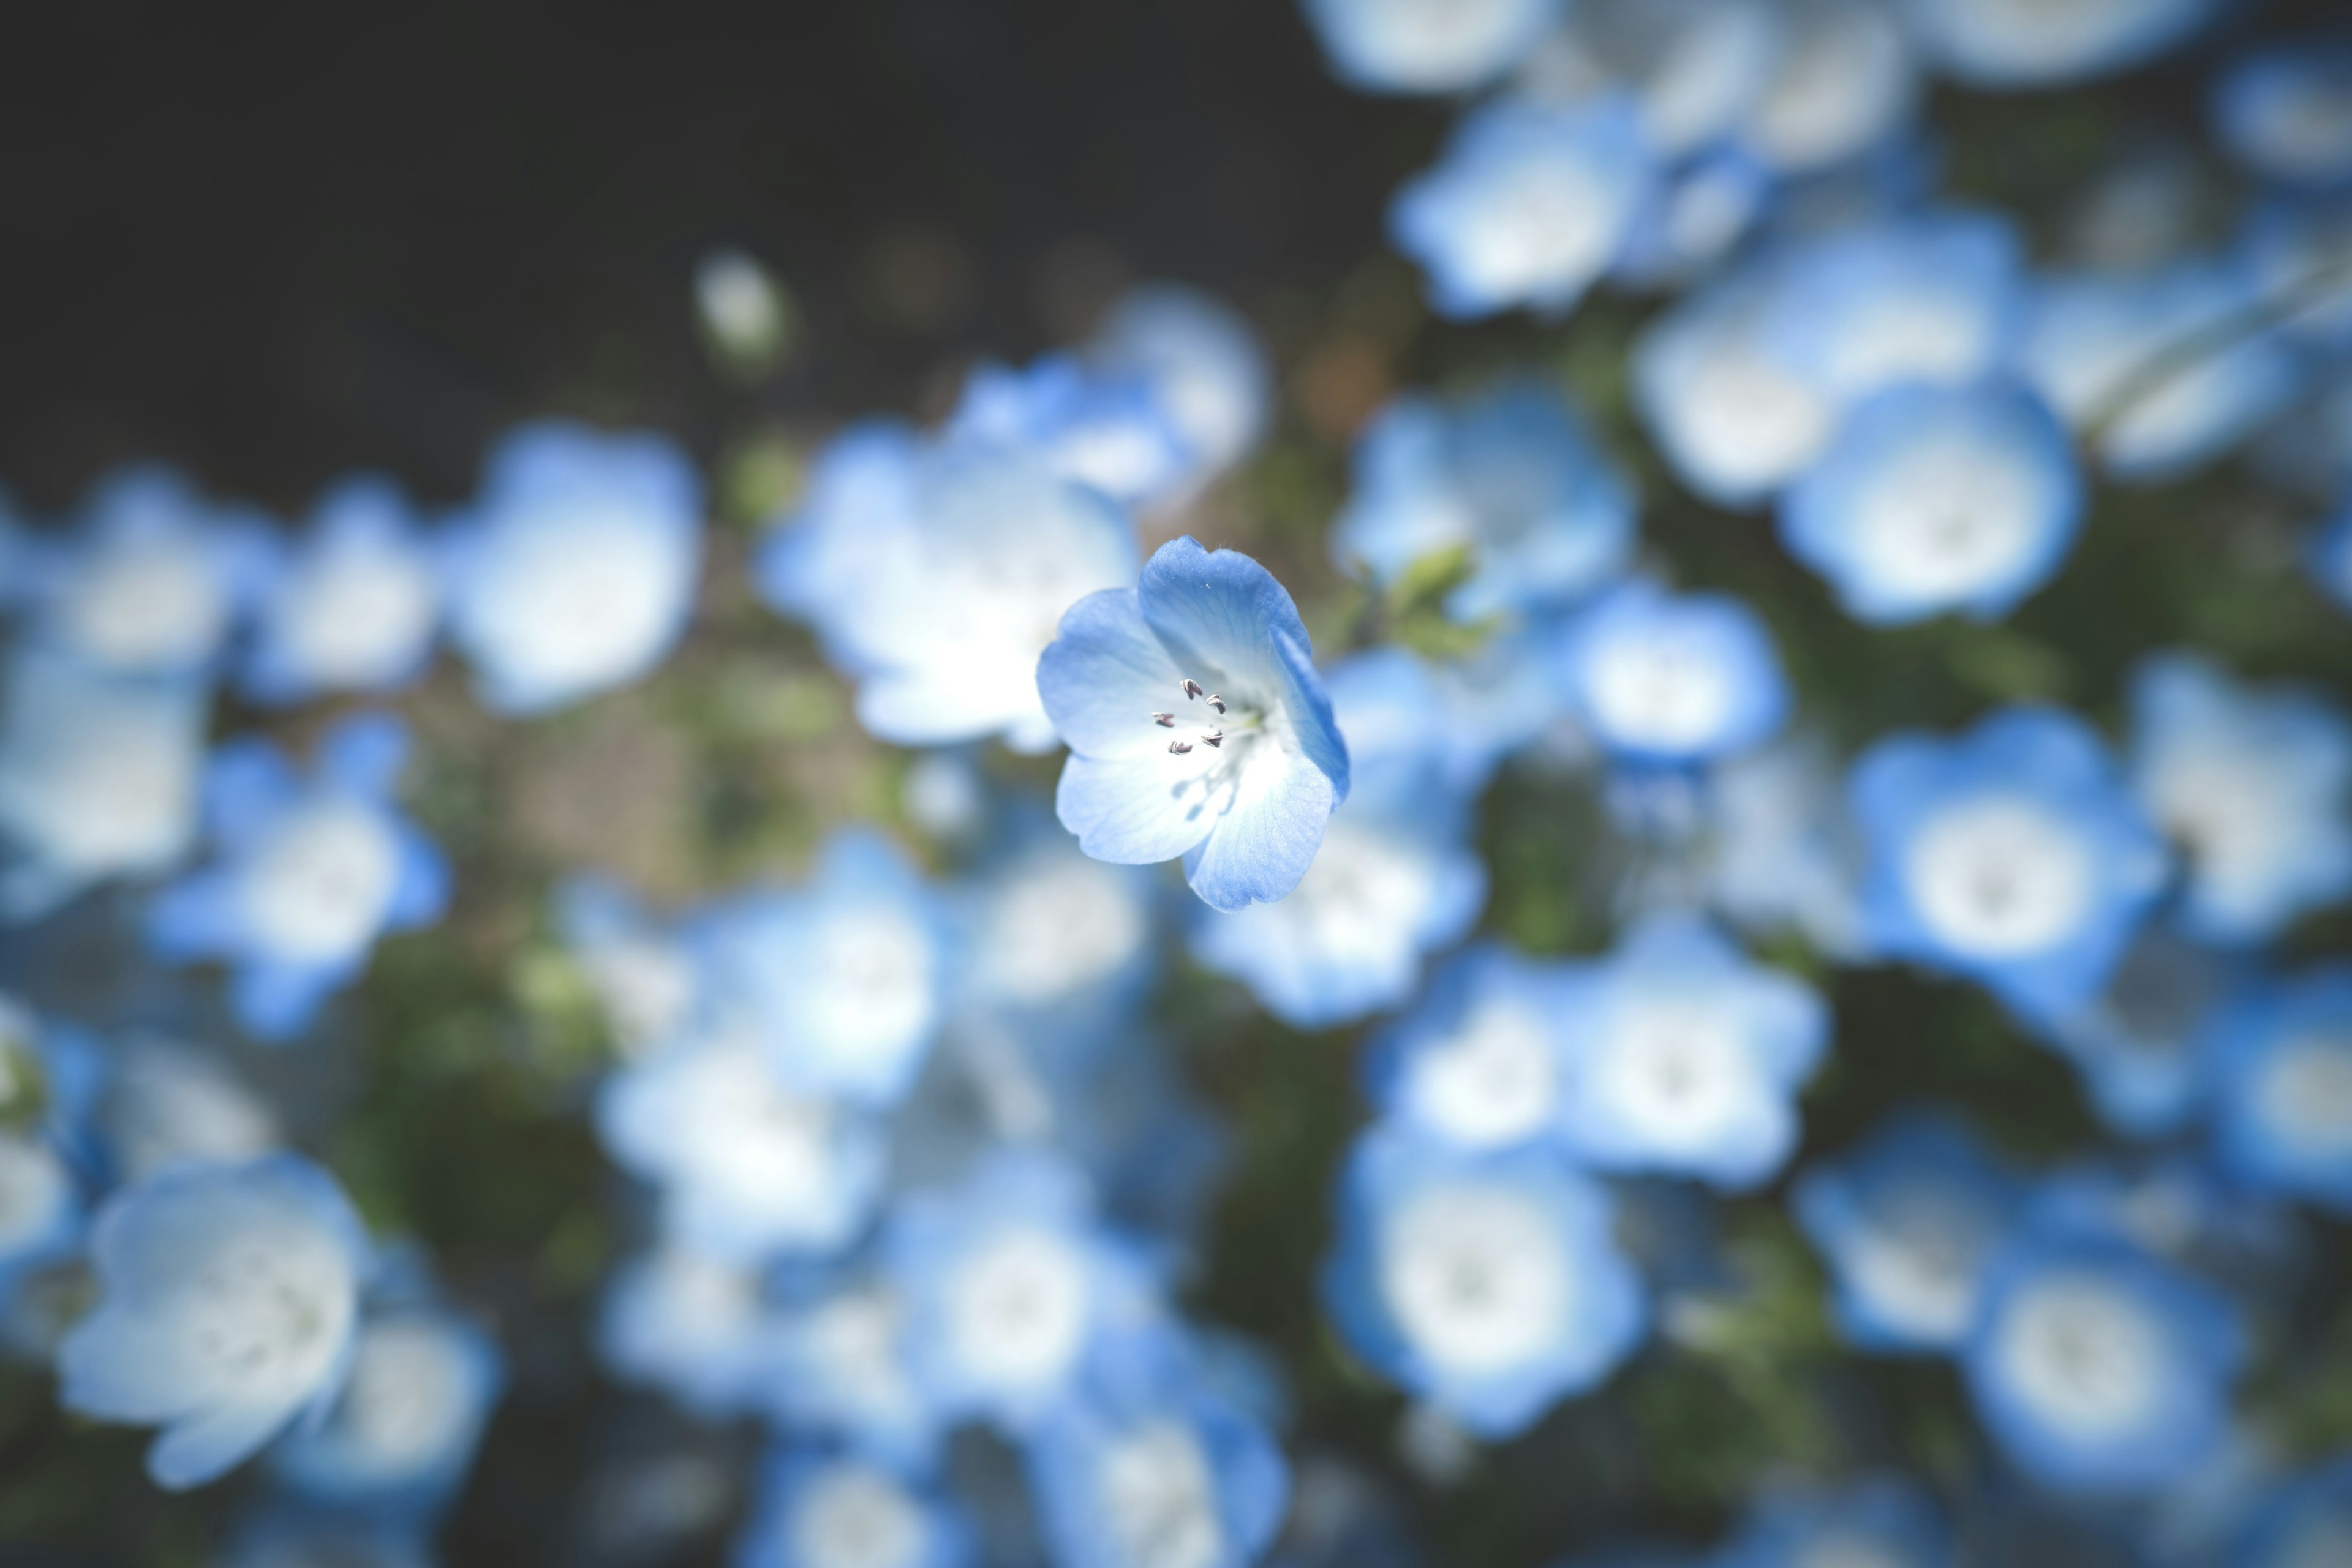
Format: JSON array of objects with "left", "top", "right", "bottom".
[
  {"left": 1180, "top": 739, "right": 1341, "bottom": 911},
  {"left": 1036, "top": 586, "right": 1189, "bottom": 759},
  {"left": 1137, "top": 535, "right": 1313, "bottom": 701},
  {"left": 1055, "top": 747, "right": 1232, "bottom": 866}
]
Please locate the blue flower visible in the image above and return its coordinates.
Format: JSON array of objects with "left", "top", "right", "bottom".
[
  {"left": 1390, "top": 97, "right": 1654, "bottom": 322},
  {"left": 1026, "top": 1330, "right": 1289, "bottom": 1568},
  {"left": 1704, "top": 733, "right": 1874, "bottom": 961},
  {"left": 733, "top": 1448, "right": 973, "bottom": 1568},
  {"left": 1896, "top": 0, "right": 2220, "bottom": 88},
  {"left": 0, "top": 648, "right": 208, "bottom": 919},
  {"left": 1298, "top": 0, "right": 1564, "bottom": 96},
  {"left": 762, "top": 426, "right": 1140, "bottom": 753},
  {"left": 58, "top": 1155, "right": 371, "bottom": 1490},
  {"left": 1036, "top": 535, "right": 1351, "bottom": 913},
  {"left": 2128, "top": 650, "right": 2352, "bottom": 945},
  {"left": 1733, "top": 0, "right": 1918, "bottom": 175},
  {"left": 1552, "top": 915, "right": 1828, "bottom": 1189},
  {"left": 883, "top": 1151, "right": 1161, "bottom": 1434},
  {"left": 241, "top": 477, "right": 442, "bottom": 706},
  {"left": 1361, "top": 944, "right": 1577, "bottom": 1153},
  {"left": 271, "top": 1304, "right": 504, "bottom": 1518},
  {"left": 2034, "top": 924, "right": 2237, "bottom": 1140},
  {"left": 1554, "top": 581, "right": 1790, "bottom": 767},
  {"left": 2241, "top": 195, "right": 2352, "bottom": 350},
  {"left": 1962, "top": 1216, "right": 2244, "bottom": 1496},
  {"left": 1612, "top": 148, "right": 1773, "bottom": 291},
  {"left": 1321, "top": 1124, "right": 1646, "bottom": 1438},
  {"left": 1792, "top": 1106, "right": 2022, "bottom": 1353},
  {"left": 1851, "top": 704, "right": 2168, "bottom": 1023},
  {"left": 91, "top": 1035, "right": 283, "bottom": 1188},
  {"left": 595, "top": 1022, "right": 889, "bottom": 1263},
  {"left": 2214, "top": 39, "right": 2352, "bottom": 189},
  {"left": 1779, "top": 380, "right": 2083, "bottom": 625},
  {"left": 2315, "top": 504, "right": 2352, "bottom": 616},
  {"left": 0, "top": 1102, "right": 79, "bottom": 1297},
  {"left": 1087, "top": 283, "right": 1272, "bottom": 481},
  {"left": 949, "top": 355, "right": 1196, "bottom": 512},
  {"left": 598, "top": 1243, "right": 777, "bottom": 1417},
  {"left": 695, "top": 830, "right": 951, "bottom": 1107},
  {"left": 2231, "top": 1456, "right": 2352, "bottom": 1568},
  {"left": 146, "top": 714, "right": 449, "bottom": 1042},
  {"left": 1330, "top": 377, "right": 1637, "bottom": 623},
  {"left": 2208, "top": 965, "right": 2352, "bottom": 1213},
  {"left": 442, "top": 420, "right": 703, "bottom": 716},
  {"left": 762, "top": 1265, "right": 943, "bottom": 1466},
  {"left": 554, "top": 874, "right": 701, "bottom": 1058},
  {"left": 1714, "top": 1476, "right": 1953, "bottom": 1568}
]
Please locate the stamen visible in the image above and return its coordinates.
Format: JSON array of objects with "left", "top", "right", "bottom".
[
  {"left": 1206, "top": 695, "right": 1226, "bottom": 714},
  {"left": 1200, "top": 731, "right": 1224, "bottom": 748},
  {"left": 1152, "top": 712, "right": 1175, "bottom": 727},
  {"left": 1181, "top": 679, "right": 1204, "bottom": 700},
  {"left": 1168, "top": 739, "right": 1194, "bottom": 755}
]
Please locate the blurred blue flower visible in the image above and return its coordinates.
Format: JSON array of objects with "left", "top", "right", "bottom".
[
  {"left": 1533, "top": 0, "right": 1783, "bottom": 159},
  {"left": 271, "top": 1303, "right": 504, "bottom": 1519},
  {"left": 1793, "top": 1106, "right": 2022, "bottom": 1353},
  {"left": 762, "top": 1265, "right": 941, "bottom": 1467},
  {"left": 949, "top": 355, "right": 1196, "bottom": 511},
  {"left": 1779, "top": 379, "right": 2083, "bottom": 625},
  {"left": 1321, "top": 1124, "right": 1645, "bottom": 1437},
  {"left": 951, "top": 816, "right": 1158, "bottom": 1058},
  {"left": 2212, "top": 36, "right": 2352, "bottom": 189},
  {"left": 59, "top": 1156, "right": 371, "bottom": 1490},
  {"left": 1037, "top": 535, "right": 1351, "bottom": 913},
  {"left": 1851, "top": 704, "right": 2168, "bottom": 1023},
  {"left": 1390, "top": 97, "right": 1653, "bottom": 322},
  {"left": 1713, "top": 1476, "right": 1953, "bottom": 1568},
  {"left": 442, "top": 420, "right": 703, "bottom": 716},
  {"left": 92, "top": 1033, "right": 282, "bottom": 1188},
  {"left": 2231, "top": 1455, "right": 2352, "bottom": 1568},
  {"left": 147, "top": 714, "right": 449, "bottom": 1042},
  {"left": 733, "top": 1449, "right": 972, "bottom": 1568},
  {"left": 696, "top": 830, "right": 951, "bottom": 1107},
  {"left": 1360, "top": 943, "right": 1576, "bottom": 1153},
  {"left": 556, "top": 874, "right": 701, "bottom": 1060},
  {"left": 241, "top": 476, "right": 441, "bottom": 706},
  {"left": 1087, "top": 283, "right": 1272, "bottom": 482},
  {"left": 884, "top": 1151, "right": 1161, "bottom": 1434},
  {"left": 0, "top": 1123, "right": 78, "bottom": 1294},
  {"left": 1962, "top": 1217, "right": 2244, "bottom": 1496},
  {"left": 1553, "top": 914, "right": 1827, "bottom": 1189},
  {"left": 0, "top": 648, "right": 208, "bottom": 919},
  {"left": 598, "top": 1244, "right": 776, "bottom": 1419},
  {"left": 1613, "top": 148, "right": 1773, "bottom": 290},
  {"left": 1554, "top": 580, "right": 1790, "bottom": 767},
  {"left": 764, "top": 426, "right": 1139, "bottom": 753},
  {"left": 1733, "top": 0, "right": 1917, "bottom": 175},
  {"left": 2127, "top": 650, "right": 2352, "bottom": 944},
  {"left": 1299, "top": 0, "right": 1564, "bottom": 96},
  {"left": 2208, "top": 965, "right": 2352, "bottom": 1213},
  {"left": 214, "top": 1509, "right": 433, "bottom": 1568},
  {"left": 1896, "top": 0, "right": 2220, "bottom": 88},
  {"left": 2036, "top": 925, "right": 2236, "bottom": 1140},
  {"left": 1330, "top": 377, "right": 1637, "bottom": 623},
  {"left": 1704, "top": 733, "right": 1874, "bottom": 960},
  {"left": 2315, "top": 504, "right": 2352, "bottom": 616}
]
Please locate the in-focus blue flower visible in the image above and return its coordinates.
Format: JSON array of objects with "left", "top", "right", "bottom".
[
  {"left": 271, "top": 1304, "right": 504, "bottom": 1518},
  {"left": 1361, "top": 944, "right": 1576, "bottom": 1153},
  {"left": 596, "top": 1022, "right": 888, "bottom": 1263},
  {"left": 1852, "top": 704, "right": 2168, "bottom": 1023},
  {"left": 696, "top": 830, "right": 951, "bottom": 1107},
  {"left": 2214, "top": 39, "right": 2352, "bottom": 189},
  {"left": 949, "top": 356, "right": 1196, "bottom": 512},
  {"left": 1714, "top": 1476, "right": 1953, "bottom": 1568},
  {"left": 598, "top": 1243, "right": 775, "bottom": 1418},
  {"left": 1704, "top": 733, "right": 1874, "bottom": 961},
  {"left": 2035, "top": 925, "right": 2236, "bottom": 1140},
  {"left": 241, "top": 477, "right": 441, "bottom": 706},
  {"left": 2209, "top": 965, "right": 2352, "bottom": 1213},
  {"left": 1299, "top": 0, "right": 1564, "bottom": 96},
  {"left": 1963, "top": 1216, "right": 2244, "bottom": 1496},
  {"left": 1554, "top": 581, "right": 1790, "bottom": 767},
  {"left": 1793, "top": 1106, "right": 2022, "bottom": 1353},
  {"left": 24, "top": 466, "right": 268, "bottom": 678},
  {"left": 1186, "top": 651, "right": 1483, "bottom": 1028},
  {"left": 1087, "top": 283, "right": 1272, "bottom": 483},
  {"left": 58, "top": 1156, "right": 370, "bottom": 1490},
  {"left": 1330, "top": 378, "right": 1637, "bottom": 623},
  {"left": 0, "top": 649, "right": 208, "bottom": 919},
  {"left": 1026, "top": 1330, "right": 1289, "bottom": 1568},
  {"left": 763, "top": 1265, "right": 941, "bottom": 1467},
  {"left": 442, "top": 420, "right": 703, "bottom": 716},
  {"left": 1321, "top": 1125, "right": 1646, "bottom": 1437},
  {"left": 1553, "top": 915, "right": 1827, "bottom": 1189},
  {"left": 764, "top": 426, "right": 1139, "bottom": 753},
  {"left": 2128, "top": 650, "right": 2352, "bottom": 945},
  {"left": 1896, "top": 0, "right": 2220, "bottom": 88},
  {"left": 1779, "top": 380, "right": 2083, "bottom": 625},
  {"left": 884, "top": 1151, "right": 1159, "bottom": 1434},
  {"left": 147, "top": 714, "right": 449, "bottom": 1042},
  {"left": 733, "top": 1448, "right": 972, "bottom": 1568},
  {"left": 2231, "top": 1455, "right": 2352, "bottom": 1568},
  {"left": 1389, "top": 97, "right": 1653, "bottom": 322},
  {"left": 1037, "top": 535, "right": 1351, "bottom": 913},
  {"left": 1734, "top": 0, "right": 1917, "bottom": 175}
]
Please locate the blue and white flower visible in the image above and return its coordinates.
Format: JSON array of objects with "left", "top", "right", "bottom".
[
  {"left": 598, "top": 1243, "right": 776, "bottom": 1417},
  {"left": 1360, "top": 944, "right": 1576, "bottom": 1154},
  {"left": 1779, "top": 380, "right": 2084, "bottom": 625},
  {"left": 1896, "top": 0, "right": 2221, "bottom": 88},
  {"left": 58, "top": 1156, "right": 371, "bottom": 1490},
  {"left": 0, "top": 1106, "right": 79, "bottom": 1295},
  {"left": 1528, "top": 0, "right": 1784, "bottom": 159},
  {"left": 1735, "top": 0, "right": 1917, "bottom": 175},
  {"left": 1714, "top": 1476, "right": 1953, "bottom": 1568},
  {"left": 1299, "top": 0, "right": 1564, "bottom": 96},
  {"left": 1087, "top": 282, "right": 1272, "bottom": 483},
  {"left": 147, "top": 714, "right": 449, "bottom": 1042},
  {"left": 1612, "top": 148, "right": 1773, "bottom": 290},
  {"left": 1321, "top": 1125, "right": 1646, "bottom": 1437},
  {"left": 951, "top": 817, "right": 1158, "bottom": 1057},
  {"left": 733, "top": 1449, "right": 971, "bottom": 1568},
  {"left": 2127, "top": 650, "right": 2352, "bottom": 946},
  {"left": 1792, "top": 1106, "right": 2022, "bottom": 1353},
  {"left": 763, "top": 1267, "right": 941, "bottom": 1466},
  {"left": 442, "top": 420, "right": 704, "bottom": 716},
  {"left": 1851, "top": 704, "right": 2168, "bottom": 1022},
  {"left": 2315, "top": 504, "right": 2352, "bottom": 617},
  {"left": 1552, "top": 914, "right": 1828, "bottom": 1189},
  {"left": 2208, "top": 965, "right": 2352, "bottom": 1213},
  {"left": 555, "top": 874, "right": 702, "bottom": 1060},
  {"left": 763, "top": 428, "right": 1139, "bottom": 753},
  {"left": 1704, "top": 733, "right": 1874, "bottom": 961},
  {"left": 1330, "top": 377, "right": 1637, "bottom": 623},
  {"left": 94, "top": 1034, "right": 282, "bottom": 1187},
  {"left": 1553, "top": 581, "right": 1790, "bottom": 767},
  {"left": 2036, "top": 924, "right": 2236, "bottom": 1140},
  {"left": 1389, "top": 97, "right": 1653, "bottom": 322},
  {"left": 2214, "top": 39, "right": 2352, "bottom": 189},
  {"left": 949, "top": 355, "right": 1195, "bottom": 512},
  {"left": 2231, "top": 1456, "right": 2352, "bottom": 1568},
  {"left": 241, "top": 476, "right": 441, "bottom": 706},
  {"left": 271, "top": 1304, "right": 504, "bottom": 1517},
  {"left": 1037, "top": 535, "right": 1351, "bottom": 913}
]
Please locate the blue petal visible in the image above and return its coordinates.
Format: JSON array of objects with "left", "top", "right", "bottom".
[
  {"left": 1180, "top": 744, "right": 1341, "bottom": 913},
  {"left": 234, "top": 959, "right": 349, "bottom": 1042},
  {"left": 149, "top": 1395, "right": 300, "bottom": 1490},
  {"left": 1035, "top": 587, "right": 1186, "bottom": 758},
  {"left": 317, "top": 712, "right": 410, "bottom": 798},
  {"left": 1137, "top": 536, "right": 1311, "bottom": 699},
  {"left": 1055, "top": 749, "right": 1226, "bottom": 865}
]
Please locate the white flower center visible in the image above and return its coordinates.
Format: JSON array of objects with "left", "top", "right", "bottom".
[
  {"left": 790, "top": 1463, "right": 930, "bottom": 1568},
  {"left": 802, "top": 907, "right": 934, "bottom": 1065},
  {"left": 1591, "top": 1002, "right": 1749, "bottom": 1147},
  {"left": 1846, "top": 1188, "right": 1997, "bottom": 1341},
  {"left": 1583, "top": 635, "right": 1734, "bottom": 753},
  {"left": 179, "top": 1235, "right": 355, "bottom": 1403},
  {"left": 1904, "top": 796, "right": 2095, "bottom": 958},
  {"left": 1099, "top": 1420, "right": 1226, "bottom": 1568},
  {"left": 1381, "top": 1182, "right": 1572, "bottom": 1376},
  {"left": 63, "top": 540, "right": 225, "bottom": 669},
  {"left": 242, "top": 801, "right": 403, "bottom": 962},
  {"left": 1410, "top": 999, "right": 1559, "bottom": 1148},
  {"left": 276, "top": 546, "right": 437, "bottom": 686},
  {"left": 2252, "top": 1033, "right": 2352, "bottom": 1159},
  {"left": 944, "top": 1226, "right": 1091, "bottom": 1393},
  {"left": 1992, "top": 1272, "right": 2165, "bottom": 1440},
  {"left": 1851, "top": 434, "right": 2045, "bottom": 601},
  {"left": 682, "top": 1040, "right": 848, "bottom": 1208},
  {"left": 979, "top": 855, "right": 1147, "bottom": 1006},
  {"left": 1462, "top": 147, "right": 1626, "bottom": 300},
  {"left": 486, "top": 510, "right": 682, "bottom": 687},
  {"left": 1282, "top": 823, "right": 1447, "bottom": 964}
]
